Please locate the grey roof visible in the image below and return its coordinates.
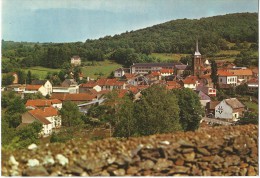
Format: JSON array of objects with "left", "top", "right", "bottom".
[
  {"left": 131, "top": 62, "right": 183, "bottom": 67},
  {"left": 31, "top": 80, "right": 47, "bottom": 85},
  {"left": 225, "top": 98, "right": 244, "bottom": 109},
  {"left": 175, "top": 65, "right": 188, "bottom": 70}
]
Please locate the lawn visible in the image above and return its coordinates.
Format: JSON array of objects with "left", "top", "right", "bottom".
[
  {"left": 22, "top": 66, "right": 60, "bottom": 80},
  {"left": 243, "top": 101, "right": 258, "bottom": 113},
  {"left": 150, "top": 53, "right": 190, "bottom": 61},
  {"left": 81, "top": 60, "right": 122, "bottom": 79}
]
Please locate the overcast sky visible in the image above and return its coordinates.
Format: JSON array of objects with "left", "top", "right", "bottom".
[{"left": 1, "top": 0, "right": 258, "bottom": 43}]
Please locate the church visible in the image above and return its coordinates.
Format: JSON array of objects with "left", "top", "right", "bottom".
[{"left": 193, "top": 40, "right": 211, "bottom": 77}]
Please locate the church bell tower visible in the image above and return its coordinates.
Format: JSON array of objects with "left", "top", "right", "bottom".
[{"left": 193, "top": 39, "right": 202, "bottom": 76}]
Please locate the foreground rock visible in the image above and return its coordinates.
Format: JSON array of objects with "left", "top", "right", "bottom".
[{"left": 2, "top": 124, "right": 258, "bottom": 176}]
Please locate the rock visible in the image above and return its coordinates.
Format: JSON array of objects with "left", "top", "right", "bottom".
[
  {"left": 23, "top": 166, "right": 49, "bottom": 176},
  {"left": 55, "top": 154, "right": 69, "bottom": 166},
  {"left": 69, "top": 165, "right": 84, "bottom": 176},
  {"left": 139, "top": 160, "right": 155, "bottom": 170},
  {"left": 42, "top": 155, "right": 55, "bottom": 166},
  {"left": 28, "top": 143, "right": 37, "bottom": 150},
  {"left": 197, "top": 148, "right": 210, "bottom": 156},
  {"left": 247, "top": 166, "right": 256, "bottom": 176},
  {"left": 9, "top": 155, "right": 19, "bottom": 166},
  {"left": 27, "top": 159, "right": 40, "bottom": 167},
  {"left": 107, "top": 156, "right": 116, "bottom": 164},
  {"left": 183, "top": 152, "right": 195, "bottom": 161},
  {"left": 126, "top": 167, "right": 138, "bottom": 175},
  {"left": 239, "top": 168, "right": 247, "bottom": 176},
  {"left": 172, "top": 166, "right": 190, "bottom": 173},
  {"left": 100, "top": 170, "right": 110, "bottom": 176},
  {"left": 175, "top": 158, "right": 184, "bottom": 166},
  {"left": 182, "top": 148, "right": 194, "bottom": 153},
  {"left": 223, "top": 147, "right": 233, "bottom": 153},
  {"left": 159, "top": 140, "right": 170, "bottom": 145},
  {"left": 178, "top": 139, "right": 195, "bottom": 147},
  {"left": 153, "top": 159, "right": 173, "bottom": 171},
  {"left": 113, "top": 168, "right": 126, "bottom": 176}
]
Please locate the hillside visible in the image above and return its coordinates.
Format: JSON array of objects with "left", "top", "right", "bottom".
[
  {"left": 2, "top": 124, "right": 258, "bottom": 176},
  {"left": 2, "top": 13, "right": 258, "bottom": 73}
]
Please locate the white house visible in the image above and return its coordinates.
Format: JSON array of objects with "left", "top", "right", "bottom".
[
  {"left": 24, "top": 85, "right": 48, "bottom": 96},
  {"left": 31, "top": 80, "right": 53, "bottom": 95},
  {"left": 181, "top": 76, "right": 199, "bottom": 90},
  {"left": 114, "top": 68, "right": 125, "bottom": 78},
  {"left": 21, "top": 107, "right": 61, "bottom": 136},
  {"left": 160, "top": 69, "right": 174, "bottom": 77},
  {"left": 218, "top": 70, "right": 237, "bottom": 87},
  {"left": 215, "top": 98, "right": 245, "bottom": 121},
  {"left": 71, "top": 56, "right": 81, "bottom": 66}
]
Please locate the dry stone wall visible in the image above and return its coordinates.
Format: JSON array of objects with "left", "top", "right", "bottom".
[{"left": 2, "top": 124, "right": 258, "bottom": 176}]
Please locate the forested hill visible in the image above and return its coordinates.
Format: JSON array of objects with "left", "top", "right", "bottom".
[
  {"left": 84, "top": 13, "right": 258, "bottom": 54},
  {"left": 2, "top": 13, "right": 258, "bottom": 69}
]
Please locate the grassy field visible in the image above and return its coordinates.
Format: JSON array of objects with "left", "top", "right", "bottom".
[
  {"left": 22, "top": 66, "right": 60, "bottom": 80},
  {"left": 216, "top": 50, "right": 240, "bottom": 56},
  {"left": 243, "top": 101, "right": 258, "bottom": 113},
  {"left": 81, "top": 60, "right": 122, "bottom": 79},
  {"left": 150, "top": 53, "right": 190, "bottom": 61}
]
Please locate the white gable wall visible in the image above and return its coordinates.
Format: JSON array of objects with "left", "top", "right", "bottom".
[{"left": 215, "top": 100, "right": 233, "bottom": 119}]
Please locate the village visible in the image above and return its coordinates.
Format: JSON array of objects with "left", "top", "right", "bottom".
[{"left": 2, "top": 40, "right": 258, "bottom": 137}]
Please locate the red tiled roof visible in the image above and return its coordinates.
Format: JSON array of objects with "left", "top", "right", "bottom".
[
  {"left": 151, "top": 72, "right": 161, "bottom": 76},
  {"left": 218, "top": 70, "right": 234, "bottom": 76},
  {"left": 247, "top": 78, "right": 258, "bottom": 84},
  {"left": 43, "top": 107, "right": 59, "bottom": 117},
  {"left": 124, "top": 74, "right": 136, "bottom": 79},
  {"left": 128, "top": 86, "right": 139, "bottom": 94},
  {"left": 228, "top": 69, "right": 253, "bottom": 76},
  {"left": 160, "top": 69, "right": 173, "bottom": 73},
  {"left": 51, "top": 93, "right": 96, "bottom": 101},
  {"left": 26, "top": 85, "right": 42, "bottom": 90},
  {"left": 50, "top": 99, "right": 62, "bottom": 104},
  {"left": 26, "top": 99, "right": 51, "bottom": 107},
  {"left": 28, "top": 109, "right": 51, "bottom": 125},
  {"left": 118, "top": 89, "right": 128, "bottom": 98},
  {"left": 166, "top": 81, "right": 182, "bottom": 89},
  {"left": 96, "top": 78, "right": 125, "bottom": 86},
  {"left": 182, "top": 76, "right": 198, "bottom": 84}
]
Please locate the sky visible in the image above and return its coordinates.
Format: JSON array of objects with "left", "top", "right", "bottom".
[{"left": 1, "top": 0, "right": 258, "bottom": 43}]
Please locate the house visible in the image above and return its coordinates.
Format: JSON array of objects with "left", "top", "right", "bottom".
[
  {"left": 31, "top": 80, "right": 52, "bottom": 95},
  {"left": 247, "top": 78, "right": 258, "bottom": 94},
  {"left": 251, "top": 68, "right": 258, "bottom": 78},
  {"left": 61, "top": 79, "right": 78, "bottom": 87},
  {"left": 79, "top": 82, "right": 102, "bottom": 93},
  {"left": 160, "top": 69, "right": 174, "bottom": 77},
  {"left": 114, "top": 68, "right": 130, "bottom": 78},
  {"left": 71, "top": 56, "right": 81, "bottom": 66},
  {"left": 175, "top": 64, "right": 190, "bottom": 76},
  {"left": 24, "top": 85, "right": 48, "bottom": 96},
  {"left": 181, "top": 75, "right": 199, "bottom": 90},
  {"left": 6, "top": 84, "right": 26, "bottom": 93},
  {"left": 51, "top": 93, "right": 97, "bottom": 104},
  {"left": 217, "top": 70, "right": 237, "bottom": 87},
  {"left": 197, "top": 91, "right": 211, "bottom": 107},
  {"left": 206, "top": 101, "right": 221, "bottom": 116},
  {"left": 199, "top": 74, "right": 213, "bottom": 87},
  {"left": 196, "top": 86, "right": 216, "bottom": 97},
  {"left": 21, "top": 107, "right": 61, "bottom": 136},
  {"left": 228, "top": 68, "right": 253, "bottom": 85},
  {"left": 25, "top": 99, "right": 62, "bottom": 110},
  {"left": 96, "top": 78, "right": 126, "bottom": 90},
  {"left": 166, "top": 81, "right": 182, "bottom": 90},
  {"left": 130, "top": 62, "right": 182, "bottom": 74},
  {"left": 215, "top": 98, "right": 245, "bottom": 121}
]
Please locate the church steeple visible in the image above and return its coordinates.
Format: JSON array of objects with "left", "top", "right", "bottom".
[{"left": 194, "top": 39, "right": 201, "bottom": 56}]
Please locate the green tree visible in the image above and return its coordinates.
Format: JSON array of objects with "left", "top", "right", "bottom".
[
  {"left": 2, "top": 74, "right": 14, "bottom": 86},
  {"left": 27, "top": 70, "right": 32, "bottom": 84},
  {"left": 235, "top": 83, "right": 248, "bottom": 95},
  {"left": 171, "top": 88, "right": 204, "bottom": 131},
  {"left": 134, "top": 85, "right": 181, "bottom": 135},
  {"left": 113, "top": 95, "right": 136, "bottom": 137},
  {"left": 238, "top": 111, "right": 258, "bottom": 125},
  {"left": 60, "top": 101, "right": 84, "bottom": 127}
]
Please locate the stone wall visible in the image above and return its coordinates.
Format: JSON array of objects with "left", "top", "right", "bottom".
[{"left": 2, "top": 124, "right": 258, "bottom": 176}]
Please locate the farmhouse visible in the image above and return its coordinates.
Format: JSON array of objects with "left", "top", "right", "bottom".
[
  {"left": 24, "top": 85, "right": 48, "bottom": 96},
  {"left": 71, "top": 56, "right": 81, "bottom": 66},
  {"left": 31, "top": 80, "right": 53, "bottom": 95},
  {"left": 215, "top": 98, "right": 245, "bottom": 121},
  {"left": 217, "top": 70, "right": 237, "bottom": 88}
]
